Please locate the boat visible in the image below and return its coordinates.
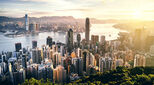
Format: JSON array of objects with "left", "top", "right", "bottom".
[{"left": 4, "top": 31, "right": 17, "bottom": 35}]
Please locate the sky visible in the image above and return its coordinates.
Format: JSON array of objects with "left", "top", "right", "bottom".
[{"left": 1, "top": 0, "right": 154, "bottom": 20}]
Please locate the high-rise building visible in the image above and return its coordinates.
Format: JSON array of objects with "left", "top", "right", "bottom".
[
  {"left": 12, "top": 68, "right": 25, "bottom": 85},
  {"left": 86, "top": 53, "right": 96, "bottom": 72},
  {"left": 134, "top": 54, "right": 146, "bottom": 67},
  {"left": 32, "top": 48, "right": 42, "bottom": 64},
  {"left": 75, "top": 48, "right": 82, "bottom": 57},
  {"left": 72, "top": 58, "right": 83, "bottom": 75},
  {"left": 100, "top": 35, "right": 106, "bottom": 43},
  {"left": 32, "top": 41, "right": 37, "bottom": 49},
  {"left": 38, "top": 64, "right": 46, "bottom": 80},
  {"left": 53, "top": 65, "right": 66, "bottom": 82},
  {"left": 46, "top": 66, "right": 53, "bottom": 81},
  {"left": 1, "top": 54, "right": 6, "bottom": 62},
  {"left": 22, "top": 54, "right": 27, "bottom": 68},
  {"left": 85, "top": 18, "right": 90, "bottom": 43},
  {"left": 82, "top": 50, "right": 90, "bottom": 72},
  {"left": 67, "top": 29, "right": 74, "bottom": 54},
  {"left": 115, "top": 59, "right": 124, "bottom": 67},
  {"left": 99, "top": 57, "right": 113, "bottom": 72},
  {"left": 8, "top": 63, "right": 14, "bottom": 84},
  {"left": 47, "top": 36, "right": 52, "bottom": 47},
  {"left": 100, "top": 36, "right": 106, "bottom": 56},
  {"left": 18, "top": 68, "right": 26, "bottom": 84},
  {"left": 26, "top": 64, "right": 38, "bottom": 79},
  {"left": 35, "top": 24, "right": 40, "bottom": 32},
  {"left": 53, "top": 52, "right": 61, "bottom": 68},
  {"left": 15, "top": 43, "right": 22, "bottom": 52},
  {"left": 29, "top": 23, "right": 36, "bottom": 32},
  {"left": 91, "top": 35, "right": 99, "bottom": 45},
  {"left": 77, "top": 34, "right": 81, "bottom": 47},
  {"left": 25, "top": 14, "right": 29, "bottom": 31}
]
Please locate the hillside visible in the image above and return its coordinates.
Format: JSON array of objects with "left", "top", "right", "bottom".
[{"left": 20, "top": 67, "right": 154, "bottom": 85}]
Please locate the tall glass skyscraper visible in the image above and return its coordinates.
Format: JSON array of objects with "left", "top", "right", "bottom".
[
  {"left": 25, "top": 14, "right": 29, "bottom": 31},
  {"left": 67, "top": 29, "right": 74, "bottom": 54},
  {"left": 85, "top": 18, "right": 90, "bottom": 43}
]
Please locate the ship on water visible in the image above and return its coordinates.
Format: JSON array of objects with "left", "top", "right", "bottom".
[{"left": 4, "top": 31, "right": 23, "bottom": 37}]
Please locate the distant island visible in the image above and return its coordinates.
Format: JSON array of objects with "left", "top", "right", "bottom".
[{"left": 113, "top": 20, "right": 154, "bottom": 33}]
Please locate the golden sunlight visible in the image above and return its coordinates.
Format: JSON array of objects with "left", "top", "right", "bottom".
[{"left": 132, "top": 10, "right": 143, "bottom": 19}]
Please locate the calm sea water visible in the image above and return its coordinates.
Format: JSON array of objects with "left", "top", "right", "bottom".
[{"left": 0, "top": 24, "right": 126, "bottom": 52}]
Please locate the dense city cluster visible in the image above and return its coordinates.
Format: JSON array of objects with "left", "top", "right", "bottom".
[
  {"left": 0, "top": 18, "right": 147, "bottom": 85},
  {"left": 0, "top": 15, "right": 85, "bottom": 37}
]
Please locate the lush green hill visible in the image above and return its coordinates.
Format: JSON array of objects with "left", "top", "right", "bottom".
[{"left": 22, "top": 67, "right": 154, "bottom": 85}]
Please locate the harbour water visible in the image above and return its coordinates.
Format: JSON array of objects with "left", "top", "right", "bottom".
[{"left": 0, "top": 24, "right": 126, "bottom": 52}]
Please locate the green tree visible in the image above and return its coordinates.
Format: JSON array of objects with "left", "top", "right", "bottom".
[
  {"left": 130, "top": 67, "right": 144, "bottom": 75},
  {"left": 120, "top": 80, "right": 134, "bottom": 85},
  {"left": 134, "top": 74, "right": 151, "bottom": 85}
]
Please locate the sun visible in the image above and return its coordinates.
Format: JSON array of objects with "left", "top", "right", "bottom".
[{"left": 132, "top": 10, "right": 143, "bottom": 19}]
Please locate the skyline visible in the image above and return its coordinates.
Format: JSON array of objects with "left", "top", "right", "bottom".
[
  {"left": 0, "top": 2, "right": 154, "bottom": 84},
  {"left": 1, "top": 0, "right": 154, "bottom": 20}
]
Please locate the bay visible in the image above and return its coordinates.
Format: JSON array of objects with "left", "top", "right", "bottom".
[{"left": 0, "top": 24, "right": 126, "bottom": 52}]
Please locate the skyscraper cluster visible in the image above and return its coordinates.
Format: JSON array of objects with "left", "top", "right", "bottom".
[
  {"left": 0, "top": 18, "right": 146, "bottom": 85},
  {"left": 25, "top": 14, "right": 40, "bottom": 33}
]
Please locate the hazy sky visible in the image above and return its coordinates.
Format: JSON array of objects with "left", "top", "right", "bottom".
[{"left": 1, "top": 0, "right": 154, "bottom": 20}]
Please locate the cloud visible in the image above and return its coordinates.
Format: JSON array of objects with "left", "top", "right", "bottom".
[
  {"left": 19, "top": 0, "right": 55, "bottom": 2},
  {"left": 29, "top": 11, "right": 53, "bottom": 15},
  {"left": 56, "top": 8, "right": 92, "bottom": 12},
  {"left": 1, "top": 0, "right": 154, "bottom": 19},
  {"left": 144, "top": 10, "right": 154, "bottom": 13}
]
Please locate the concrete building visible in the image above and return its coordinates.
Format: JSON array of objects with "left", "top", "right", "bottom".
[
  {"left": 134, "top": 54, "right": 146, "bottom": 67},
  {"left": 99, "top": 57, "right": 113, "bottom": 72},
  {"left": 53, "top": 65, "right": 66, "bottom": 83}
]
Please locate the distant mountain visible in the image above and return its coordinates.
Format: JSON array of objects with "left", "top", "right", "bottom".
[
  {"left": 0, "top": 16, "right": 120, "bottom": 24},
  {"left": 0, "top": 16, "right": 24, "bottom": 23}
]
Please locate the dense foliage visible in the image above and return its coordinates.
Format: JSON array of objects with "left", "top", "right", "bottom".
[{"left": 22, "top": 67, "right": 154, "bottom": 85}]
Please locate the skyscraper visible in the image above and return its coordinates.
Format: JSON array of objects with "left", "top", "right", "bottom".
[
  {"left": 77, "top": 34, "right": 81, "bottom": 47},
  {"left": 91, "top": 35, "right": 99, "bottom": 45},
  {"left": 134, "top": 54, "right": 146, "bottom": 67},
  {"left": 25, "top": 14, "right": 29, "bottom": 31},
  {"left": 32, "top": 40, "right": 37, "bottom": 49},
  {"left": 53, "top": 65, "right": 66, "bottom": 82},
  {"left": 22, "top": 54, "right": 27, "bottom": 68},
  {"left": 47, "top": 36, "right": 52, "bottom": 47},
  {"left": 85, "top": 18, "right": 90, "bottom": 43},
  {"left": 99, "top": 57, "right": 113, "bottom": 72},
  {"left": 82, "top": 49, "right": 90, "bottom": 72},
  {"left": 32, "top": 48, "right": 42, "bottom": 64},
  {"left": 35, "top": 24, "right": 40, "bottom": 32},
  {"left": 72, "top": 58, "right": 83, "bottom": 75},
  {"left": 100, "top": 35, "right": 106, "bottom": 43},
  {"left": 29, "top": 23, "right": 35, "bottom": 32},
  {"left": 15, "top": 43, "right": 22, "bottom": 52},
  {"left": 67, "top": 29, "right": 74, "bottom": 54}
]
